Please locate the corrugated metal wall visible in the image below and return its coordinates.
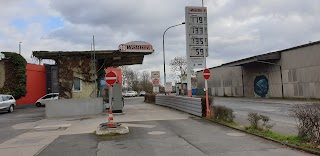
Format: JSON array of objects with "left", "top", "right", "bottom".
[
  {"left": 196, "top": 42, "right": 320, "bottom": 99},
  {"left": 242, "top": 62, "right": 282, "bottom": 98},
  {"left": 156, "top": 95, "right": 202, "bottom": 117},
  {"left": 198, "top": 66, "right": 243, "bottom": 97},
  {"left": 281, "top": 44, "right": 320, "bottom": 99}
]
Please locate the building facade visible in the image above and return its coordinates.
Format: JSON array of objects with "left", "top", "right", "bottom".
[
  {"left": 16, "top": 64, "right": 46, "bottom": 104},
  {"left": 0, "top": 61, "right": 47, "bottom": 105},
  {"left": 197, "top": 41, "right": 320, "bottom": 99}
]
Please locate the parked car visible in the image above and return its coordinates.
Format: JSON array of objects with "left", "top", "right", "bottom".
[
  {"left": 0, "top": 94, "right": 16, "bottom": 113},
  {"left": 124, "top": 91, "right": 137, "bottom": 97},
  {"left": 139, "top": 91, "right": 146, "bottom": 96},
  {"left": 35, "top": 93, "right": 59, "bottom": 107}
]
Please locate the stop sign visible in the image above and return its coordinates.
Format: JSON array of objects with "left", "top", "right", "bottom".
[
  {"left": 203, "top": 68, "right": 210, "bottom": 80},
  {"left": 105, "top": 71, "right": 117, "bottom": 85}
]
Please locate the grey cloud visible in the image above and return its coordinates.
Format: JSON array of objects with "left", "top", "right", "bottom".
[{"left": 44, "top": 0, "right": 320, "bottom": 71}]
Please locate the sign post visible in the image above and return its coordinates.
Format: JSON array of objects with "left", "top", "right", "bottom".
[
  {"left": 203, "top": 68, "right": 211, "bottom": 117},
  {"left": 165, "top": 82, "right": 172, "bottom": 95},
  {"left": 185, "top": 6, "right": 208, "bottom": 97},
  {"left": 151, "top": 71, "right": 160, "bottom": 94},
  {"left": 106, "top": 71, "right": 117, "bottom": 110}
]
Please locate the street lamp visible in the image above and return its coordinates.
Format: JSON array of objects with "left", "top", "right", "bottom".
[
  {"left": 19, "top": 42, "right": 22, "bottom": 55},
  {"left": 162, "top": 22, "right": 185, "bottom": 95}
]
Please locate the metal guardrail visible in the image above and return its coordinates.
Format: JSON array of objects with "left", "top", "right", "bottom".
[{"left": 155, "top": 95, "right": 202, "bottom": 117}]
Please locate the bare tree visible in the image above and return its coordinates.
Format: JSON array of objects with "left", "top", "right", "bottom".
[
  {"left": 169, "top": 56, "right": 195, "bottom": 81},
  {"left": 170, "top": 56, "right": 187, "bottom": 80},
  {"left": 119, "top": 66, "right": 130, "bottom": 88},
  {"left": 119, "top": 67, "right": 153, "bottom": 93},
  {"left": 119, "top": 66, "right": 139, "bottom": 91},
  {"left": 139, "top": 71, "right": 153, "bottom": 93},
  {"left": 126, "top": 69, "right": 139, "bottom": 91}
]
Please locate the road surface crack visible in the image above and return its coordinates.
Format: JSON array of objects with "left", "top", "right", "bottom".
[{"left": 167, "top": 127, "right": 208, "bottom": 155}]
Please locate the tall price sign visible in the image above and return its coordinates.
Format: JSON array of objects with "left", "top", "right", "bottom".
[{"left": 185, "top": 6, "right": 208, "bottom": 69}]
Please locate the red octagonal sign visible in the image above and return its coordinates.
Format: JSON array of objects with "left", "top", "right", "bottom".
[
  {"left": 203, "top": 68, "right": 210, "bottom": 80},
  {"left": 106, "top": 71, "right": 117, "bottom": 85}
]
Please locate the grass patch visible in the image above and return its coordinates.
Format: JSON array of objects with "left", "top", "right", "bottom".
[
  {"left": 94, "top": 130, "right": 127, "bottom": 137},
  {"left": 206, "top": 118, "right": 320, "bottom": 154},
  {"left": 244, "top": 127, "right": 320, "bottom": 152}
]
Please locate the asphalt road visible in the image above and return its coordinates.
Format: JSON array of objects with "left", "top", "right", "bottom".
[
  {"left": 213, "top": 97, "right": 302, "bottom": 135},
  {"left": 0, "top": 105, "right": 45, "bottom": 144},
  {"left": 37, "top": 97, "right": 311, "bottom": 156}
]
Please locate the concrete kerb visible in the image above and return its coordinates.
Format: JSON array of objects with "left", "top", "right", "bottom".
[
  {"left": 95, "top": 124, "right": 129, "bottom": 136},
  {"left": 203, "top": 117, "right": 320, "bottom": 156}
]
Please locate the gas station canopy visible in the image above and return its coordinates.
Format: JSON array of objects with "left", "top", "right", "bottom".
[{"left": 33, "top": 41, "right": 154, "bottom": 66}]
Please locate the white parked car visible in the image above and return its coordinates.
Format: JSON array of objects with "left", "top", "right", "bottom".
[
  {"left": 124, "top": 91, "right": 137, "bottom": 97},
  {"left": 36, "top": 93, "right": 59, "bottom": 107},
  {"left": 0, "top": 94, "right": 16, "bottom": 113},
  {"left": 139, "top": 91, "right": 146, "bottom": 96}
]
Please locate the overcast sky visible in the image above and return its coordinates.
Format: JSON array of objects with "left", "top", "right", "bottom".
[{"left": 1, "top": 0, "right": 319, "bottom": 83}]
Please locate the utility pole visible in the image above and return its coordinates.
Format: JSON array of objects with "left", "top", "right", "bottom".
[
  {"left": 93, "top": 36, "right": 97, "bottom": 97},
  {"left": 19, "top": 42, "right": 22, "bottom": 55}
]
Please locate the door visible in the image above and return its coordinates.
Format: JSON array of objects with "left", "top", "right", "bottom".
[
  {"left": 0, "top": 96, "right": 10, "bottom": 109},
  {"left": 0, "top": 96, "right": 5, "bottom": 109}
]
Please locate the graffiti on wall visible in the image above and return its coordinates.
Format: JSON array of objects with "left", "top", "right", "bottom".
[{"left": 254, "top": 75, "right": 269, "bottom": 97}]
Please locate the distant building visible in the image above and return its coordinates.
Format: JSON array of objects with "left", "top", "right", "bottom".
[
  {"left": 33, "top": 47, "right": 153, "bottom": 99},
  {"left": 197, "top": 41, "right": 320, "bottom": 99},
  {"left": 0, "top": 60, "right": 46, "bottom": 105}
]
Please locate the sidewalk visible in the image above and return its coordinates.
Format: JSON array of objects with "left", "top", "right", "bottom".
[
  {"left": 0, "top": 102, "right": 191, "bottom": 156},
  {"left": 0, "top": 99, "right": 312, "bottom": 156}
]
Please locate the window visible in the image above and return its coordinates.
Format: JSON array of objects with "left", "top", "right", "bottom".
[
  {"left": 3, "top": 96, "right": 8, "bottom": 101},
  {"left": 42, "top": 94, "right": 53, "bottom": 99},
  {"left": 73, "top": 78, "right": 82, "bottom": 92}
]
